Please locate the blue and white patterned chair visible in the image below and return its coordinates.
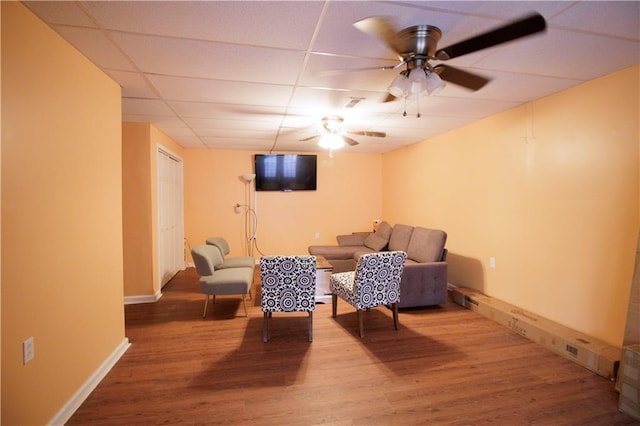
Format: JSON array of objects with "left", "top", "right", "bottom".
[
  {"left": 330, "top": 251, "right": 407, "bottom": 338},
  {"left": 260, "top": 255, "right": 316, "bottom": 343}
]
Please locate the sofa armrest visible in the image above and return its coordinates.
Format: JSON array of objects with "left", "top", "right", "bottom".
[
  {"left": 399, "top": 261, "right": 448, "bottom": 307},
  {"left": 336, "top": 232, "right": 370, "bottom": 246},
  {"left": 402, "top": 261, "right": 447, "bottom": 283}
]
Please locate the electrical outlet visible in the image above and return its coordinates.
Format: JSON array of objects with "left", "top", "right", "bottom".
[
  {"left": 489, "top": 257, "right": 496, "bottom": 269},
  {"left": 23, "top": 337, "right": 34, "bottom": 364},
  {"left": 314, "top": 231, "right": 320, "bottom": 239}
]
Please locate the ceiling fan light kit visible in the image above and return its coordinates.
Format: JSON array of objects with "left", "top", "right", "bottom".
[
  {"left": 388, "top": 68, "right": 446, "bottom": 98},
  {"left": 317, "top": 133, "right": 345, "bottom": 150}
]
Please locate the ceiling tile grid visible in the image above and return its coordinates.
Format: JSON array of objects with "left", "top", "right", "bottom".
[{"left": 25, "top": 1, "right": 640, "bottom": 154}]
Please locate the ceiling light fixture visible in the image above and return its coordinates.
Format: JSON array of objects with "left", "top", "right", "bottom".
[
  {"left": 317, "top": 133, "right": 345, "bottom": 150},
  {"left": 316, "top": 116, "right": 346, "bottom": 157},
  {"left": 388, "top": 65, "right": 446, "bottom": 117}
]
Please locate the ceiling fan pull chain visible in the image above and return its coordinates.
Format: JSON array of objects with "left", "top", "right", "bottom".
[
  {"left": 416, "top": 95, "right": 421, "bottom": 118},
  {"left": 403, "top": 96, "right": 407, "bottom": 117}
]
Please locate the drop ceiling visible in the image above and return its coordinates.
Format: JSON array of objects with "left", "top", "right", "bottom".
[{"left": 25, "top": 1, "right": 640, "bottom": 154}]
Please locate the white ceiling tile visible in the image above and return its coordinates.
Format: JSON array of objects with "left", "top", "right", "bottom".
[
  {"left": 111, "top": 33, "right": 306, "bottom": 84},
  {"left": 476, "top": 28, "right": 640, "bottom": 80},
  {"left": 81, "top": 1, "right": 324, "bottom": 49},
  {"left": 550, "top": 2, "right": 640, "bottom": 40},
  {"left": 201, "top": 137, "right": 274, "bottom": 151},
  {"left": 24, "top": 2, "right": 96, "bottom": 27},
  {"left": 122, "top": 98, "right": 174, "bottom": 116},
  {"left": 105, "top": 70, "right": 157, "bottom": 99},
  {"left": 123, "top": 114, "right": 185, "bottom": 128},
  {"left": 155, "top": 126, "right": 205, "bottom": 148},
  {"left": 148, "top": 75, "right": 295, "bottom": 105},
  {"left": 53, "top": 26, "right": 136, "bottom": 71},
  {"left": 445, "top": 70, "right": 583, "bottom": 103},
  {"left": 27, "top": 1, "right": 640, "bottom": 154},
  {"left": 184, "top": 117, "right": 278, "bottom": 131},
  {"left": 194, "top": 128, "right": 277, "bottom": 140},
  {"left": 170, "top": 102, "right": 287, "bottom": 120}
]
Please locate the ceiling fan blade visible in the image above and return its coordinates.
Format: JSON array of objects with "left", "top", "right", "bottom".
[
  {"left": 347, "top": 130, "right": 386, "bottom": 138},
  {"left": 433, "top": 64, "right": 491, "bottom": 91},
  {"left": 353, "top": 16, "right": 405, "bottom": 57},
  {"left": 300, "top": 135, "right": 319, "bottom": 142},
  {"left": 435, "top": 13, "right": 546, "bottom": 60},
  {"left": 343, "top": 136, "right": 359, "bottom": 146},
  {"left": 318, "top": 62, "right": 404, "bottom": 77},
  {"left": 382, "top": 93, "right": 397, "bottom": 103}
]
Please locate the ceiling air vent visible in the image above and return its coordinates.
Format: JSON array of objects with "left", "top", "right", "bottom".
[{"left": 344, "top": 97, "right": 364, "bottom": 108}]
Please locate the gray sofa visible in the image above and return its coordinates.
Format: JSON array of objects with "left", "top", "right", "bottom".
[{"left": 308, "top": 221, "right": 448, "bottom": 308}]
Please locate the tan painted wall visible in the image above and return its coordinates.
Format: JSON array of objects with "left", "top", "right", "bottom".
[
  {"left": 1, "top": 4, "right": 4, "bottom": 422},
  {"left": 122, "top": 123, "right": 183, "bottom": 297},
  {"left": 1, "top": 3, "right": 125, "bottom": 424},
  {"left": 383, "top": 66, "right": 640, "bottom": 346},
  {"left": 122, "top": 123, "right": 154, "bottom": 297},
  {"left": 184, "top": 150, "right": 382, "bottom": 257}
]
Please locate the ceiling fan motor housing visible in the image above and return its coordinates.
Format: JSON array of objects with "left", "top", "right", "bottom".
[
  {"left": 398, "top": 25, "right": 442, "bottom": 69},
  {"left": 322, "top": 115, "right": 344, "bottom": 132}
]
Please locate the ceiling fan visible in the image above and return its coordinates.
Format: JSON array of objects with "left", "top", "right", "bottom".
[
  {"left": 300, "top": 115, "right": 386, "bottom": 150},
  {"left": 352, "top": 12, "right": 547, "bottom": 101}
]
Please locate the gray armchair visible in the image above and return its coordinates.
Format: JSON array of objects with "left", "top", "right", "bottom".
[
  {"left": 206, "top": 237, "right": 255, "bottom": 269},
  {"left": 191, "top": 245, "right": 253, "bottom": 318}
]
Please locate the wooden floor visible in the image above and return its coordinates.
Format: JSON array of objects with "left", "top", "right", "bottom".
[{"left": 68, "top": 268, "right": 637, "bottom": 425}]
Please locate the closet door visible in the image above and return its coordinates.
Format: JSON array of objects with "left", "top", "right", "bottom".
[{"left": 157, "top": 147, "right": 185, "bottom": 288}]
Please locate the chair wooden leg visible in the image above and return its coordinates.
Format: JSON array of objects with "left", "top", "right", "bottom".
[
  {"left": 358, "top": 309, "right": 365, "bottom": 338},
  {"left": 202, "top": 295, "right": 210, "bottom": 318},
  {"left": 331, "top": 294, "right": 337, "bottom": 318},
  {"left": 263, "top": 312, "right": 269, "bottom": 343},
  {"left": 308, "top": 311, "right": 313, "bottom": 342},
  {"left": 392, "top": 302, "right": 399, "bottom": 331}
]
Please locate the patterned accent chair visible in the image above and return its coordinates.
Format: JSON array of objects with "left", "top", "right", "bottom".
[
  {"left": 260, "top": 255, "right": 316, "bottom": 343},
  {"left": 330, "top": 251, "right": 407, "bottom": 338}
]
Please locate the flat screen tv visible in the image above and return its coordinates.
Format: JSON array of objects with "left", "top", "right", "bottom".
[{"left": 254, "top": 154, "right": 317, "bottom": 191}]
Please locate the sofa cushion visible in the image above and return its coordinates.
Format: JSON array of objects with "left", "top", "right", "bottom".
[
  {"left": 388, "top": 224, "right": 414, "bottom": 252},
  {"left": 406, "top": 227, "right": 447, "bottom": 263},
  {"left": 308, "top": 244, "right": 364, "bottom": 260},
  {"left": 352, "top": 247, "right": 377, "bottom": 261},
  {"left": 336, "top": 232, "right": 369, "bottom": 246},
  {"left": 376, "top": 221, "right": 393, "bottom": 240},
  {"left": 364, "top": 233, "right": 387, "bottom": 251}
]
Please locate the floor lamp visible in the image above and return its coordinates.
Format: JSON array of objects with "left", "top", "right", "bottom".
[{"left": 242, "top": 173, "right": 256, "bottom": 256}]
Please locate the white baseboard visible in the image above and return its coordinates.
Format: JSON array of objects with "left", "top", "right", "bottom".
[
  {"left": 124, "top": 291, "right": 163, "bottom": 305},
  {"left": 48, "top": 337, "right": 131, "bottom": 425}
]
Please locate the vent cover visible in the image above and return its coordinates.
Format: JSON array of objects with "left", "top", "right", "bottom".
[{"left": 344, "top": 97, "right": 364, "bottom": 108}]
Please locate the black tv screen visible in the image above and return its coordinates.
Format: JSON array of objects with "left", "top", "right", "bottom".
[{"left": 254, "top": 154, "right": 317, "bottom": 191}]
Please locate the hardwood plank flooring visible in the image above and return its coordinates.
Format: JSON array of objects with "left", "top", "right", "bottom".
[{"left": 68, "top": 268, "right": 637, "bottom": 425}]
